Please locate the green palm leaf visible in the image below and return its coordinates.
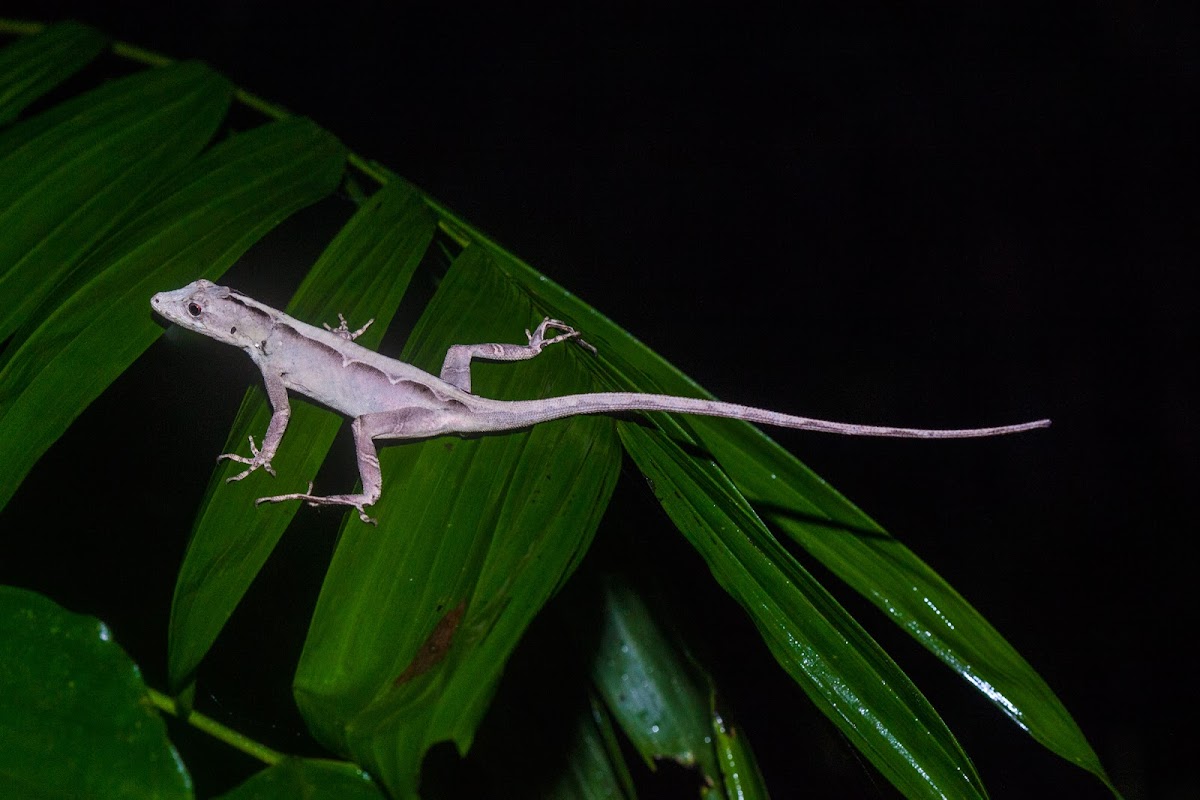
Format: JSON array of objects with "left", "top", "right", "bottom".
[
  {"left": 0, "top": 19, "right": 1117, "bottom": 799},
  {"left": 0, "top": 21, "right": 107, "bottom": 123},
  {"left": 0, "top": 59, "right": 233, "bottom": 342}
]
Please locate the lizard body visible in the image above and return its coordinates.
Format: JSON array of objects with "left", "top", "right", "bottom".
[{"left": 152, "top": 279, "right": 1049, "bottom": 523}]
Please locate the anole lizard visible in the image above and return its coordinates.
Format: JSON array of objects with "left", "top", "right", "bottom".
[{"left": 152, "top": 279, "right": 1050, "bottom": 524}]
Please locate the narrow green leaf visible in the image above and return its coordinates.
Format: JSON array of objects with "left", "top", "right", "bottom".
[
  {"left": 215, "top": 758, "right": 383, "bottom": 800},
  {"left": 0, "top": 117, "right": 346, "bottom": 512},
  {"left": 0, "top": 21, "right": 109, "bottom": 124},
  {"left": 707, "top": 700, "right": 769, "bottom": 800},
  {"left": 0, "top": 585, "right": 193, "bottom": 799},
  {"left": 684, "top": 419, "right": 1118, "bottom": 792},
  {"left": 293, "top": 246, "right": 622, "bottom": 797},
  {"left": 168, "top": 180, "right": 436, "bottom": 691},
  {"left": 588, "top": 576, "right": 721, "bottom": 778},
  {"left": 0, "top": 60, "right": 233, "bottom": 341},
  {"left": 546, "top": 695, "right": 638, "bottom": 800},
  {"left": 620, "top": 424, "right": 986, "bottom": 798},
  {"left": 587, "top": 574, "right": 770, "bottom": 799}
]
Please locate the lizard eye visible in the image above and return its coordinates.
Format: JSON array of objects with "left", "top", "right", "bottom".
[{"left": 187, "top": 302, "right": 202, "bottom": 317}]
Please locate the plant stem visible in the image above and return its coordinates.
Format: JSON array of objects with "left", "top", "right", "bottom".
[{"left": 147, "top": 688, "right": 285, "bottom": 766}]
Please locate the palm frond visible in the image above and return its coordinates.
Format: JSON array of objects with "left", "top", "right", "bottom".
[{"left": 0, "top": 19, "right": 1117, "bottom": 799}]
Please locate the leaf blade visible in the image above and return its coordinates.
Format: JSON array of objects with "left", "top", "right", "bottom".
[
  {"left": 0, "top": 21, "right": 109, "bottom": 125},
  {"left": 215, "top": 758, "right": 384, "bottom": 800},
  {"left": 619, "top": 422, "right": 986, "bottom": 798},
  {"left": 684, "top": 419, "right": 1116, "bottom": 789},
  {"left": 0, "top": 60, "right": 233, "bottom": 341},
  {"left": 587, "top": 574, "right": 770, "bottom": 798},
  {"left": 0, "top": 586, "right": 193, "bottom": 799}
]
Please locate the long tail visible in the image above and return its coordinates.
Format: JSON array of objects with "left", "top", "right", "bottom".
[{"left": 473, "top": 393, "right": 1050, "bottom": 438}]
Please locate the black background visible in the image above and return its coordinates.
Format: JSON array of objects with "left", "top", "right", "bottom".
[{"left": 3, "top": 4, "right": 1195, "bottom": 798}]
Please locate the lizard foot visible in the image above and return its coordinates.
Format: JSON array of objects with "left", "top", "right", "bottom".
[
  {"left": 219, "top": 435, "right": 276, "bottom": 481},
  {"left": 527, "top": 317, "right": 597, "bottom": 354},
  {"left": 256, "top": 482, "right": 378, "bottom": 525},
  {"left": 325, "top": 313, "right": 374, "bottom": 341}
]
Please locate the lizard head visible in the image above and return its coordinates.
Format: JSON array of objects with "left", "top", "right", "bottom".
[{"left": 151, "top": 279, "right": 273, "bottom": 350}]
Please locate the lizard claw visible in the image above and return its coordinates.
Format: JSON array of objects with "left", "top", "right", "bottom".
[
  {"left": 325, "top": 313, "right": 374, "bottom": 341},
  {"left": 219, "top": 435, "right": 276, "bottom": 481},
  {"left": 527, "top": 317, "right": 597, "bottom": 354}
]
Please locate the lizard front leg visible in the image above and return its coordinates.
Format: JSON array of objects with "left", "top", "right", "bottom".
[
  {"left": 220, "top": 369, "right": 291, "bottom": 481},
  {"left": 254, "top": 407, "right": 461, "bottom": 524},
  {"left": 439, "top": 317, "right": 595, "bottom": 393}
]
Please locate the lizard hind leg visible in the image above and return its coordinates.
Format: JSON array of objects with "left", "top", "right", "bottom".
[{"left": 438, "top": 317, "right": 594, "bottom": 393}]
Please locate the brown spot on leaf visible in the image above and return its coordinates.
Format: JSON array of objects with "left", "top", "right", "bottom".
[{"left": 393, "top": 600, "right": 467, "bottom": 686}]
